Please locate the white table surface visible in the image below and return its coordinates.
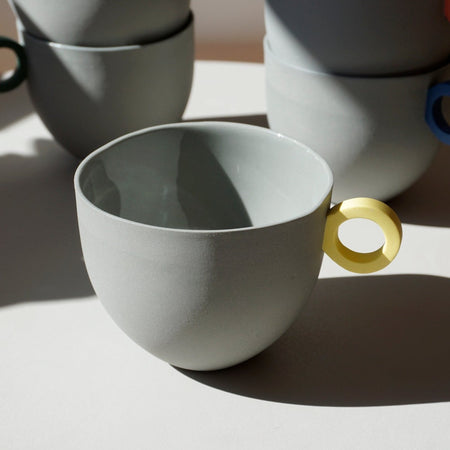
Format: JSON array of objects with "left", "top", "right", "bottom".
[{"left": 1, "top": 61, "right": 450, "bottom": 450}]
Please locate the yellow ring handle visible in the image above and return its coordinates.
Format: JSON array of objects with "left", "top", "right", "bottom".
[{"left": 322, "top": 197, "right": 402, "bottom": 274}]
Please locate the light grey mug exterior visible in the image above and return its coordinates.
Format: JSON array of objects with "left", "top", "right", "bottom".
[
  {"left": 74, "top": 122, "right": 334, "bottom": 371},
  {"left": 20, "top": 17, "right": 194, "bottom": 159},
  {"left": 265, "top": 38, "right": 450, "bottom": 202},
  {"left": 9, "top": 0, "right": 191, "bottom": 46},
  {"left": 265, "top": 0, "right": 450, "bottom": 75}
]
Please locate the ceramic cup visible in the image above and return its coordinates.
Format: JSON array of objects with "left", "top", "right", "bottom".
[
  {"left": 0, "top": 15, "right": 194, "bottom": 158},
  {"left": 8, "top": 0, "right": 191, "bottom": 46},
  {"left": 264, "top": 38, "right": 450, "bottom": 202},
  {"left": 74, "top": 121, "right": 402, "bottom": 371},
  {"left": 265, "top": 0, "right": 450, "bottom": 75}
]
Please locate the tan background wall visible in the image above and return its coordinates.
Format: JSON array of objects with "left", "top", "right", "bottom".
[
  {"left": 0, "top": 0, "right": 265, "bottom": 73},
  {"left": 191, "top": 0, "right": 264, "bottom": 61}
]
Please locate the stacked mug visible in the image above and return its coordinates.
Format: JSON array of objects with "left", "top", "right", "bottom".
[
  {"left": 264, "top": 0, "right": 450, "bottom": 201},
  {"left": 0, "top": 0, "right": 194, "bottom": 158}
]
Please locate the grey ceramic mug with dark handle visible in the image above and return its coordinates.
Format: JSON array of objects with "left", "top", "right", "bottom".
[{"left": 0, "top": 17, "right": 194, "bottom": 158}]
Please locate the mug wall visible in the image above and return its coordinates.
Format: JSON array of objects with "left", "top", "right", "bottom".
[
  {"left": 77, "top": 202, "right": 328, "bottom": 371},
  {"left": 265, "top": 0, "right": 450, "bottom": 75}
]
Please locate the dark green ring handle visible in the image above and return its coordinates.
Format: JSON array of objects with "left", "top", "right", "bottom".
[{"left": 0, "top": 36, "right": 27, "bottom": 92}]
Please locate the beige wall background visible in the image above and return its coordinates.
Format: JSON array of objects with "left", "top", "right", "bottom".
[
  {"left": 191, "top": 0, "right": 265, "bottom": 61},
  {"left": 0, "top": 0, "right": 265, "bottom": 72}
]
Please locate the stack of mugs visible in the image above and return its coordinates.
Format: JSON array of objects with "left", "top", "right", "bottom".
[
  {"left": 0, "top": 0, "right": 194, "bottom": 158},
  {"left": 264, "top": 0, "right": 450, "bottom": 201}
]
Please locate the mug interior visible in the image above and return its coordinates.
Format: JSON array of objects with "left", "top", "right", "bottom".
[{"left": 77, "top": 123, "right": 332, "bottom": 231}]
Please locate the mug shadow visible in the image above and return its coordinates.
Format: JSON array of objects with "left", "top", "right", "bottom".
[
  {"left": 0, "top": 82, "right": 33, "bottom": 130},
  {"left": 176, "top": 129, "right": 252, "bottom": 229},
  {"left": 0, "top": 138, "right": 94, "bottom": 306},
  {"left": 184, "top": 114, "right": 269, "bottom": 129},
  {"left": 178, "top": 274, "right": 450, "bottom": 407}
]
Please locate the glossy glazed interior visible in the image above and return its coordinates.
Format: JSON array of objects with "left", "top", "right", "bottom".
[{"left": 78, "top": 122, "right": 332, "bottom": 231}]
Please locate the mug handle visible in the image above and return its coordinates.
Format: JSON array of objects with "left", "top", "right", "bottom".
[
  {"left": 323, "top": 197, "right": 402, "bottom": 274},
  {"left": 425, "top": 81, "right": 450, "bottom": 145},
  {"left": 0, "top": 36, "right": 27, "bottom": 93}
]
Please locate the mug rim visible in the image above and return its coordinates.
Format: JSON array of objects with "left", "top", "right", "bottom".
[
  {"left": 74, "top": 121, "right": 334, "bottom": 235},
  {"left": 264, "top": 36, "right": 450, "bottom": 79},
  {"left": 19, "top": 12, "right": 194, "bottom": 52}
]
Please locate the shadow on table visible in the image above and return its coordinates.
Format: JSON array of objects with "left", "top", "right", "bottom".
[
  {"left": 0, "top": 83, "right": 34, "bottom": 131},
  {"left": 388, "top": 145, "right": 450, "bottom": 227},
  {"left": 179, "top": 274, "right": 450, "bottom": 407},
  {"left": 0, "top": 138, "right": 94, "bottom": 306}
]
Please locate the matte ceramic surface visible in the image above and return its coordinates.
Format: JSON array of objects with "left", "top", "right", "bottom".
[
  {"left": 265, "top": 38, "right": 450, "bottom": 202},
  {"left": 265, "top": 0, "right": 450, "bottom": 75},
  {"left": 9, "top": 0, "right": 191, "bottom": 46},
  {"left": 74, "top": 122, "right": 401, "bottom": 371},
  {"left": 2, "top": 18, "right": 194, "bottom": 158}
]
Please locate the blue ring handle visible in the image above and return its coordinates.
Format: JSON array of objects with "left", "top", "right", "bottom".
[
  {"left": 0, "top": 36, "right": 27, "bottom": 93},
  {"left": 425, "top": 81, "right": 450, "bottom": 145}
]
